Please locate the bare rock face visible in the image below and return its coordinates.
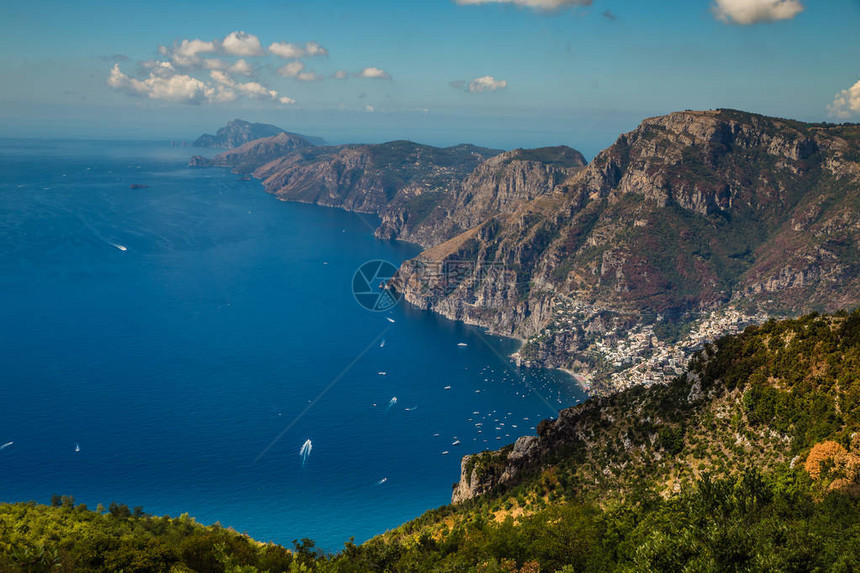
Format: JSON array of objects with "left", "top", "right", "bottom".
[{"left": 394, "top": 110, "right": 860, "bottom": 390}]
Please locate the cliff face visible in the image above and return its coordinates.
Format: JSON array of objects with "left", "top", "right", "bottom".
[
  {"left": 197, "top": 137, "right": 589, "bottom": 249},
  {"left": 254, "top": 141, "right": 501, "bottom": 220},
  {"left": 375, "top": 146, "right": 586, "bottom": 245},
  {"left": 392, "top": 110, "right": 860, "bottom": 392}
]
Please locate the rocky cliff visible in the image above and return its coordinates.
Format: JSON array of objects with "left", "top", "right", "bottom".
[
  {"left": 194, "top": 137, "right": 586, "bottom": 248},
  {"left": 393, "top": 110, "right": 860, "bottom": 393}
]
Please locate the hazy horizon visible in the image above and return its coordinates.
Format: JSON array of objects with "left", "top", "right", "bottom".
[{"left": 1, "top": 0, "right": 858, "bottom": 158}]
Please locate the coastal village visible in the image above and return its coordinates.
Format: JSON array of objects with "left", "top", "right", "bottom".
[{"left": 518, "top": 296, "right": 769, "bottom": 394}]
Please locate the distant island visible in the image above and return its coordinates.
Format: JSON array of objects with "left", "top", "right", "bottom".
[{"left": 192, "top": 118, "right": 326, "bottom": 149}]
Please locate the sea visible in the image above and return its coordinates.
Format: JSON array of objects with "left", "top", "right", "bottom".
[{"left": 0, "top": 139, "right": 587, "bottom": 550}]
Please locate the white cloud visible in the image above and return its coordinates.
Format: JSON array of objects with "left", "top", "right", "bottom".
[
  {"left": 221, "top": 31, "right": 264, "bottom": 56},
  {"left": 455, "top": 0, "right": 592, "bottom": 10},
  {"left": 210, "top": 69, "right": 281, "bottom": 100},
  {"left": 331, "top": 69, "right": 349, "bottom": 80},
  {"left": 356, "top": 67, "right": 392, "bottom": 80},
  {"left": 304, "top": 42, "right": 328, "bottom": 57},
  {"left": 712, "top": 0, "right": 803, "bottom": 24},
  {"left": 828, "top": 80, "right": 860, "bottom": 119},
  {"left": 277, "top": 61, "right": 305, "bottom": 78},
  {"left": 279, "top": 96, "right": 296, "bottom": 105},
  {"left": 269, "top": 41, "right": 329, "bottom": 59},
  {"left": 230, "top": 59, "right": 254, "bottom": 76},
  {"left": 170, "top": 38, "right": 218, "bottom": 66},
  {"left": 108, "top": 62, "right": 290, "bottom": 105},
  {"left": 365, "top": 105, "right": 375, "bottom": 112},
  {"left": 109, "top": 63, "right": 218, "bottom": 104},
  {"left": 468, "top": 75, "right": 507, "bottom": 93},
  {"left": 297, "top": 71, "right": 324, "bottom": 82}
]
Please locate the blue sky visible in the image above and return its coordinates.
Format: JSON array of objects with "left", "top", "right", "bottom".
[{"left": 0, "top": 0, "right": 857, "bottom": 156}]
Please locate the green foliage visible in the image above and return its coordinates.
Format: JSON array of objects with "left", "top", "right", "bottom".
[{"left": 0, "top": 502, "right": 293, "bottom": 572}]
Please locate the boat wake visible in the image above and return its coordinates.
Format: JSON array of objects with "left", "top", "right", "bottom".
[{"left": 299, "top": 439, "right": 312, "bottom": 466}]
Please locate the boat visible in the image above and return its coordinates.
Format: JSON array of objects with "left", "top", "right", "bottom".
[
  {"left": 457, "top": 342, "right": 468, "bottom": 347},
  {"left": 74, "top": 443, "right": 80, "bottom": 452},
  {"left": 0, "top": 441, "right": 12, "bottom": 450},
  {"left": 452, "top": 440, "right": 461, "bottom": 446},
  {"left": 129, "top": 184, "right": 149, "bottom": 189},
  {"left": 386, "top": 317, "right": 395, "bottom": 323}
]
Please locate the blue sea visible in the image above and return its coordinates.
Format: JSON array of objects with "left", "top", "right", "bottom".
[{"left": 0, "top": 139, "right": 586, "bottom": 550}]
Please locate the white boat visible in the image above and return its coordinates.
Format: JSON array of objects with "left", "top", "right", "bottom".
[
  {"left": 386, "top": 317, "right": 395, "bottom": 323},
  {"left": 74, "top": 443, "right": 80, "bottom": 452},
  {"left": 0, "top": 441, "right": 12, "bottom": 450},
  {"left": 452, "top": 440, "right": 461, "bottom": 446},
  {"left": 441, "top": 451, "right": 449, "bottom": 455},
  {"left": 457, "top": 343, "right": 468, "bottom": 347}
]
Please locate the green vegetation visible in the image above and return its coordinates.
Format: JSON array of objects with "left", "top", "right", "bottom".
[
  {"left": 0, "top": 500, "right": 296, "bottom": 572},
  {"left": 3, "top": 310, "right": 860, "bottom": 571}
]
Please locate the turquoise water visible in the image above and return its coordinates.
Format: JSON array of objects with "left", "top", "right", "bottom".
[{"left": 0, "top": 139, "right": 586, "bottom": 549}]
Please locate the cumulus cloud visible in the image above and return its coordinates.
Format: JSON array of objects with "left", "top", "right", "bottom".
[
  {"left": 107, "top": 30, "right": 374, "bottom": 105},
  {"left": 712, "top": 0, "right": 803, "bottom": 24},
  {"left": 828, "top": 80, "right": 860, "bottom": 119},
  {"left": 468, "top": 75, "right": 507, "bottom": 93},
  {"left": 356, "top": 67, "right": 392, "bottom": 80},
  {"left": 230, "top": 59, "right": 254, "bottom": 76},
  {"left": 170, "top": 38, "right": 218, "bottom": 66},
  {"left": 108, "top": 63, "right": 293, "bottom": 105},
  {"left": 455, "top": 0, "right": 592, "bottom": 10},
  {"left": 297, "top": 71, "right": 324, "bottom": 82},
  {"left": 221, "top": 31, "right": 264, "bottom": 56},
  {"left": 277, "top": 61, "right": 306, "bottom": 78},
  {"left": 109, "top": 63, "right": 220, "bottom": 104},
  {"left": 268, "top": 41, "right": 328, "bottom": 59}
]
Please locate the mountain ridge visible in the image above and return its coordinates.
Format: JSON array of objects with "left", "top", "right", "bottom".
[{"left": 393, "top": 109, "right": 860, "bottom": 393}]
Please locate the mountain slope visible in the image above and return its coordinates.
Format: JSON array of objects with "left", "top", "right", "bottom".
[
  {"left": 393, "top": 110, "right": 860, "bottom": 393},
  {"left": 340, "top": 309, "right": 860, "bottom": 571}
]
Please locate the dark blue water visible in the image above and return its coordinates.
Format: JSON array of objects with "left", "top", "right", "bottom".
[{"left": 0, "top": 139, "right": 586, "bottom": 549}]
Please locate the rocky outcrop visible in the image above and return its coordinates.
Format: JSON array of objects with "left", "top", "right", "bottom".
[
  {"left": 193, "top": 119, "right": 324, "bottom": 149},
  {"left": 377, "top": 146, "right": 586, "bottom": 246},
  {"left": 451, "top": 437, "right": 543, "bottom": 503}
]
